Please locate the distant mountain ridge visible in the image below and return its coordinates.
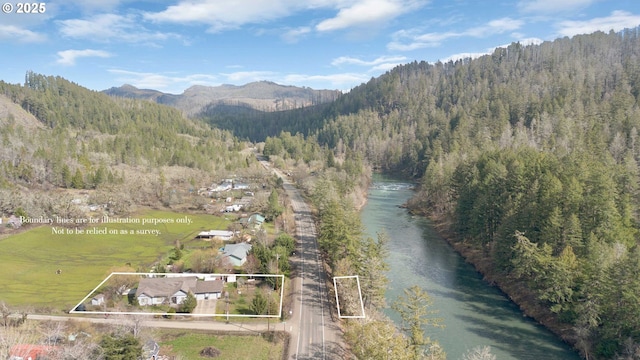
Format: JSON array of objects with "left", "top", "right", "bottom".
[{"left": 103, "top": 81, "right": 342, "bottom": 117}]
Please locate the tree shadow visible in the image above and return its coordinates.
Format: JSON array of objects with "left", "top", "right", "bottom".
[
  {"left": 455, "top": 313, "right": 580, "bottom": 359},
  {"left": 292, "top": 340, "right": 348, "bottom": 360}
]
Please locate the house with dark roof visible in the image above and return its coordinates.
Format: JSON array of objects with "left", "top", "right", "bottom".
[
  {"left": 135, "top": 277, "right": 224, "bottom": 306},
  {"left": 193, "top": 279, "right": 224, "bottom": 300}
]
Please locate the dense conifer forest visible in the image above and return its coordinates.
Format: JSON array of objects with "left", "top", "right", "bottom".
[{"left": 226, "top": 28, "right": 640, "bottom": 358}]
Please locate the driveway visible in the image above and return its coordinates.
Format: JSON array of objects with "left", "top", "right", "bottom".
[{"left": 193, "top": 298, "right": 218, "bottom": 315}]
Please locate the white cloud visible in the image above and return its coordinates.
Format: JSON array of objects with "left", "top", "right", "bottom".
[
  {"left": 143, "top": 0, "right": 425, "bottom": 33},
  {"left": 108, "top": 69, "right": 218, "bottom": 93},
  {"left": 557, "top": 11, "right": 640, "bottom": 37},
  {"left": 331, "top": 55, "right": 407, "bottom": 73},
  {"left": 58, "top": 13, "right": 181, "bottom": 43},
  {"left": 0, "top": 25, "right": 46, "bottom": 43},
  {"left": 369, "top": 62, "right": 404, "bottom": 72},
  {"left": 518, "top": 0, "right": 596, "bottom": 14},
  {"left": 441, "top": 37, "right": 544, "bottom": 63},
  {"left": 316, "top": 0, "right": 420, "bottom": 32},
  {"left": 484, "top": 18, "right": 524, "bottom": 33},
  {"left": 221, "top": 71, "right": 279, "bottom": 83},
  {"left": 388, "top": 17, "right": 524, "bottom": 51},
  {"left": 143, "top": 0, "right": 294, "bottom": 32},
  {"left": 331, "top": 55, "right": 407, "bottom": 67},
  {"left": 284, "top": 73, "right": 370, "bottom": 89},
  {"left": 281, "top": 27, "right": 312, "bottom": 43},
  {"left": 57, "top": 49, "right": 112, "bottom": 66},
  {"left": 388, "top": 29, "right": 455, "bottom": 51}
]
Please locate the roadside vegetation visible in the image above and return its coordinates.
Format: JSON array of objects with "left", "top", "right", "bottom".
[
  {"left": 226, "top": 29, "right": 640, "bottom": 359},
  {"left": 260, "top": 131, "right": 455, "bottom": 358}
]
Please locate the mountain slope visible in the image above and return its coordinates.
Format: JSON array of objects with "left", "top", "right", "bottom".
[
  {"left": 0, "top": 93, "right": 43, "bottom": 130},
  {"left": 102, "top": 83, "right": 171, "bottom": 102},
  {"left": 0, "top": 72, "right": 251, "bottom": 217},
  {"left": 103, "top": 81, "right": 342, "bottom": 117}
]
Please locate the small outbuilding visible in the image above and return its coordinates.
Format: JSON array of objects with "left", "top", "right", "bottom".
[
  {"left": 196, "top": 230, "right": 235, "bottom": 241},
  {"left": 91, "top": 294, "right": 105, "bottom": 306}
]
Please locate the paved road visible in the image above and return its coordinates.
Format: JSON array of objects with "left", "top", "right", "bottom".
[
  {"left": 259, "top": 159, "right": 345, "bottom": 359},
  {"left": 28, "top": 157, "right": 346, "bottom": 359}
]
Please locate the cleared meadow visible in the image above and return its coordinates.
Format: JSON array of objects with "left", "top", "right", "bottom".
[{"left": 0, "top": 210, "right": 229, "bottom": 311}]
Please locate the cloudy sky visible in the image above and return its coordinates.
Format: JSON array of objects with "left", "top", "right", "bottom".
[{"left": 1, "top": 0, "right": 639, "bottom": 93}]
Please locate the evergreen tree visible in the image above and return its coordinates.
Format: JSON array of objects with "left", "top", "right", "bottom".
[
  {"left": 265, "top": 189, "right": 283, "bottom": 222},
  {"left": 178, "top": 292, "right": 197, "bottom": 313},
  {"left": 99, "top": 333, "right": 142, "bottom": 360},
  {"left": 61, "top": 164, "right": 71, "bottom": 188},
  {"left": 71, "top": 168, "right": 84, "bottom": 189},
  {"left": 251, "top": 290, "right": 268, "bottom": 315},
  {"left": 392, "top": 285, "right": 445, "bottom": 360}
]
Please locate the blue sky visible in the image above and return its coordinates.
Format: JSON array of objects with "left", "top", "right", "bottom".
[{"left": 1, "top": 0, "right": 639, "bottom": 94}]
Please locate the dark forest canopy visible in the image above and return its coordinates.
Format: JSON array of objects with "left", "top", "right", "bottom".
[
  {"left": 243, "top": 28, "right": 640, "bottom": 359},
  {"left": 206, "top": 28, "right": 640, "bottom": 174}
]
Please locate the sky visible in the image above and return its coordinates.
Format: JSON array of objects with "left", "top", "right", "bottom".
[{"left": 1, "top": 0, "right": 640, "bottom": 94}]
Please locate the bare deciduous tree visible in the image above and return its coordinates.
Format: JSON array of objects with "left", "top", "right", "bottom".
[{"left": 463, "top": 345, "right": 497, "bottom": 360}]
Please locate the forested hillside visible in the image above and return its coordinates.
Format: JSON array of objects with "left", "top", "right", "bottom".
[
  {"left": 252, "top": 28, "right": 640, "bottom": 359},
  {"left": 0, "top": 72, "right": 249, "bottom": 218},
  {"left": 106, "top": 81, "right": 342, "bottom": 118}
]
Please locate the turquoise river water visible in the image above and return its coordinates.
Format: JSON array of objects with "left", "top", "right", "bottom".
[{"left": 360, "top": 175, "right": 581, "bottom": 360}]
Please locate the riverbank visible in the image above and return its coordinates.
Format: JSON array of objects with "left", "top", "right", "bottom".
[
  {"left": 423, "top": 211, "right": 583, "bottom": 358},
  {"left": 365, "top": 178, "right": 579, "bottom": 359}
]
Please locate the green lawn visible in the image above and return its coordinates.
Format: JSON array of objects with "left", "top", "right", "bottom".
[
  {"left": 0, "top": 210, "right": 231, "bottom": 310},
  {"left": 159, "top": 331, "right": 284, "bottom": 360},
  {"left": 215, "top": 279, "right": 283, "bottom": 318}
]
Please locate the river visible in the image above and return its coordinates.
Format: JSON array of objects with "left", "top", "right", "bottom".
[{"left": 360, "top": 175, "right": 581, "bottom": 360}]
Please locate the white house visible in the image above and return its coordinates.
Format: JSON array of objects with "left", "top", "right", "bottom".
[
  {"left": 136, "top": 277, "right": 224, "bottom": 306},
  {"left": 136, "top": 277, "right": 194, "bottom": 306}
]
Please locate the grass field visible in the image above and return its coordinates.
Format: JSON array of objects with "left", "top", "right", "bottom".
[
  {"left": 0, "top": 210, "right": 231, "bottom": 310},
  {"left": 159, "top": 330, "right": 284, "bottom": 360}
]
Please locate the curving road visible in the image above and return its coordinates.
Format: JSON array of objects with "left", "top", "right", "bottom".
[{"left": 259, "top": 159, "right": 345, "bottom": 359}]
